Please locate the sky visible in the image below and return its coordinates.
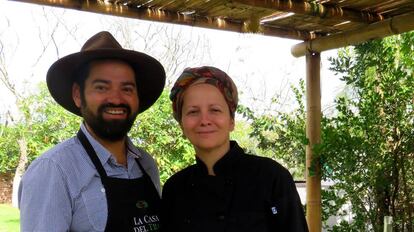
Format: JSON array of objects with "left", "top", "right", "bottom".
[{"left": 0, "top": 0, "right": 344, "bottom": 120}]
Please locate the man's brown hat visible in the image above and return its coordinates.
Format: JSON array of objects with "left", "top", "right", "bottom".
[{"left": 46, "top": 31, "right": 166, "bottom": 116}]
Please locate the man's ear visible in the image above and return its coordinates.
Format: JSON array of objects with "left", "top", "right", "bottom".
[{"left": 72, "top": 83, "right": 82, "bottom": 108}]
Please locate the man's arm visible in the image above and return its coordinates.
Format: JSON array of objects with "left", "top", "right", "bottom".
[{"left": 19, "top": 158, "right": 72, "bottom": 231}]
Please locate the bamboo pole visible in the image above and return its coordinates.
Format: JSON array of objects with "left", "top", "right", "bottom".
[
  {"left": 384, "top": 216, "right": 393, "bottom": 232},
  {"left": 291, "top": 12, "right": 414, "bottom": 57},
  {"left": 305, "top": 51, "right": 322, "bottom": 232},
  {"left": 233, "top": 0, "right": 382, "bottom": 23},
  {"left": 9, "top": 0, "right": 312, "bottom": 40}
]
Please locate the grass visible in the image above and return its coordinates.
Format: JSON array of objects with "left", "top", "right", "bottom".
[{"left": 0, "top": 204, "right": 20, "bottom": 232}]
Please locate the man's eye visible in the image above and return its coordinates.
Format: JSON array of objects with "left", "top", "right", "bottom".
[
  {"left": 123, "top": 87, "right": 134, "bottom": 93},
  {"left": 95, "top": 85, "right": 107, "bottom": 91}
]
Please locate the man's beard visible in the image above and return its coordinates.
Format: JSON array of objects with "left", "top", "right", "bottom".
[{"left": 81, "top": 102, "right": 138, "bottom": 141}]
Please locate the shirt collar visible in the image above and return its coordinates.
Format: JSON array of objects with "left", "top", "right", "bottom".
[{"left": 80, "top": 123, "right": 141, "bottom": 166}]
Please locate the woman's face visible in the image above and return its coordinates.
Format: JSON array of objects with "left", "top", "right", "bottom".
[{"left": 180, "top": 83, "right": 234, "bottom": 154}]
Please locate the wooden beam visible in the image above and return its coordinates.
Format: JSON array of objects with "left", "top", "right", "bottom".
[
  {"left": 232, "top": 0, "right": 383, "bottom": 23},
  {"left": 9, "top": 0, "right": 313, "bottom": 40},
  {"left": 291, "top": 12, "right": 414, "bottom": 57},
  {"left": 305, "top": 51, "right": 321, "bottom": 232}
]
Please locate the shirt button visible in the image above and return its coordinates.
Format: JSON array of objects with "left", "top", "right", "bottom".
[{"left": 101, "top": 187, "right": 105, "bottom": 193}]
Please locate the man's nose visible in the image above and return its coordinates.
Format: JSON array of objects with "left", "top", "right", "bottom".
[{"left": 106, "top": 90, "right": 124, "bottom": 104}]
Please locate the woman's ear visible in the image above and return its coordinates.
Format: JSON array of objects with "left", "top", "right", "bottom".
[
  {"left": 179, "top": 123, "right": 187, "bottom": 139},
  {"left": 229, "top": 118, "right": 235, "bottom": 132},
  {"left": 72, "top": 83, "right": 82, "bottom": 108}
]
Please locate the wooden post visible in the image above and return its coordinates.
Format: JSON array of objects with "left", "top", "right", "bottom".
[
  {"left": 292, "top": 13, "right": 414, "bottom": 57},
  {"left": 384, "top": 216, "right": 393, "bottom": 232},
  {"left": 305, "top": 51, "right": 322, "bottom": 232}
]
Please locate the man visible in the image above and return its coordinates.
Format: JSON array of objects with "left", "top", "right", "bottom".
[{"left": 18, "top": 31, "right": 166, "bottom": 232}]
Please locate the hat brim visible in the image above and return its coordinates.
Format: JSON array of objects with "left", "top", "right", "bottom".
[{"left": 46, "top": 48, "right": 166, "bottom": 116}]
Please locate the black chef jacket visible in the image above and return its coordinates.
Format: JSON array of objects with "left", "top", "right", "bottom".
[{"left": 161, "top": 141, "right": 308, "bottom": 232}]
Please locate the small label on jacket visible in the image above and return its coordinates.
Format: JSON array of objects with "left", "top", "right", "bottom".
[{"left": 271, "top": 206, "right": 278, "bottom": 215}]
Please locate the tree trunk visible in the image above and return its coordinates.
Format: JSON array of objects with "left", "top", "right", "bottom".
[{"left": 12, "top": 137, "right": 28, "bottom": 207}]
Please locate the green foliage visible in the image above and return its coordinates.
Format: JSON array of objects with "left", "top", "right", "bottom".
[
  {"left": 0, "top": 126, "right": 20, "bottom": 172},
  {"left": 321, "top": 32, "right": 414, "bottom": 231},
  {"left": 0, "top": 83, "right": 81, "bottom": 172},
  {"left": 19, "top": 83, "right": 81, "bottom": 157},
  {"left": 230, "top": 119, "right": 260, "bottom": 154},
  {"left": 237, "top": 80, "right": 307, "bottom": 179}
]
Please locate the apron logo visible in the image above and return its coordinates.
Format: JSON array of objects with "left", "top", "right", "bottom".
[{"left": 136, "top": 200, "right": 149, "bottom": 209}]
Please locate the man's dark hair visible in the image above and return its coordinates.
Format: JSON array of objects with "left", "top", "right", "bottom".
[{"left": 74, "top": 62, "right": 91, "bottom": 98}]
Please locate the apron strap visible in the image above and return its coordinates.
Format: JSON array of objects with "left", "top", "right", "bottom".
[
  {"left": 77, "top": 129, "right": 156, "bottom": 187},
  {"left": 135, "top": 158, "right": 149, "bottom": 178},
  {"left": 134, "top": 157, "right": 158, "bottom": 189},
  {"left": 77, "top": 129, "right": 108, "bottom": 178}
]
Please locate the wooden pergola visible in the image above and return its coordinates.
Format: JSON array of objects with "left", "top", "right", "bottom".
[{"left": 9, "top": 0, "right": 414, "bottom": 231}]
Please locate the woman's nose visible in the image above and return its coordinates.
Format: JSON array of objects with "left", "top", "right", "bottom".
[{"left": 199, "top": 111, "right": 212, "bottom": 125}]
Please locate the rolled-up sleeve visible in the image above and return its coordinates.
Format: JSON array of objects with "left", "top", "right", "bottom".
[{"left": 19, "top": 158, "right": 72, "bottom": 232}]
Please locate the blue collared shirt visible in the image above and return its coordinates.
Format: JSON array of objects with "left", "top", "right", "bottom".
[{"left": 18, "top": 124, "right": 161, "bottom": 232}]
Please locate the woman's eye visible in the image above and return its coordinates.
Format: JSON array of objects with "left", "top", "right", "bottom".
[{"left": 187, "top": 110, "right": 198, "bottom": 115}]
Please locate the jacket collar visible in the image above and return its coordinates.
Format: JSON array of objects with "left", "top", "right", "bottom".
[{"left": 194, "top": 141, "right": 244, "bottom": 176}]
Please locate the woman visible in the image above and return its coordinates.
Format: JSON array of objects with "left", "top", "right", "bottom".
[{"left": 162, "top": 66, "right": 308, "bottom": 232}]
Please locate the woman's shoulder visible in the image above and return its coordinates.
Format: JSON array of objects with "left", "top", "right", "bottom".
[
  {"left": 164, "top": 164, "right": 197, "bottom": 187},
  {"left": 242, "top": 152, "right": 289, "bottom": 172},
  {"left": 233, "top": 152, "right": 295, "bottom": 187},
  {"left": 231, "top": 141, "right": 289, "bottom": 174}
]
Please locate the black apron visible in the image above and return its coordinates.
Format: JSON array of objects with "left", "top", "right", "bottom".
[{"left": 77, "top": 130, "right": 161, "bottom": 232}]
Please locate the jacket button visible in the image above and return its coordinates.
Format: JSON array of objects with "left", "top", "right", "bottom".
[
  {"left": 184, "top": 217, "right": 191, "bottom": 224},
  {"left": 218, "top": 215, "right": 225, "bottom": 220}
]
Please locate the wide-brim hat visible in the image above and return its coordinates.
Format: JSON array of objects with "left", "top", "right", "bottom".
[{"left": 46, "top": 31, "right": 166, "bottom": 116}]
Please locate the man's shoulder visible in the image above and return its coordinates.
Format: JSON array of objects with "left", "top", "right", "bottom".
[
  {"left": 27, "top": 136, "right": 90, "bottom": 175},
  {"left": 36, "top": 136, "right": 81, "bottom": 161},
  {"left": 22, "top": 136, "right": 96, "bottom": 193}
]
